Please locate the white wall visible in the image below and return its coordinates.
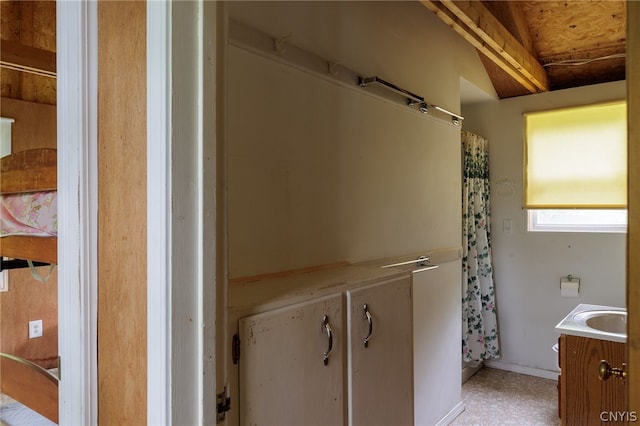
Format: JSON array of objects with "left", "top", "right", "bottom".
[
  {"left": 226, "top": 1, "right": 487, "bottom": 278},
  {"left": 462, "top": 80, "right": 627, "bottom": 373}
]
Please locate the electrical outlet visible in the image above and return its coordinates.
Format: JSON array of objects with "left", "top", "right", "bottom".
[{"left": 29, "top": 320, "right": 43, "bottom": 339}]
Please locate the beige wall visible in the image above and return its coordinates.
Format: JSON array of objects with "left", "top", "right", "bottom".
[
  {"left": 463, "top": 80, "right": 627, "bottom": 373},
  {"left": 226, "top": 1, "right": 483, "bottom": 278}
]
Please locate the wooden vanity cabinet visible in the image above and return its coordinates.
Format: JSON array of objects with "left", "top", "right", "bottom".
[{"left": 559, "top": 334, "right": 627, "bottom": 425}]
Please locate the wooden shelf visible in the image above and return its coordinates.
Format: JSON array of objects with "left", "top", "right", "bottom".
[{"left": 0, "top": 39, "right": 56, "bottom": 78}]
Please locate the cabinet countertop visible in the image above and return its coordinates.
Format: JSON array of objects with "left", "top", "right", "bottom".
[{"left": 228, "top": 246, "right": 462, "bottom": 315}]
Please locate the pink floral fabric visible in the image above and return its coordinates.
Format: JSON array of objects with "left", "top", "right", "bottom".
[{"left": 1, "top": 191, "right": 57, "bottom": 237}]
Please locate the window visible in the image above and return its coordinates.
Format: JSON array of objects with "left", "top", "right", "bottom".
[
  {"left": 528, "top": 209, "right": 627, "bottom": 233},
  {"left": 524, "top": 101, "right": 627, "bottom": 233}
]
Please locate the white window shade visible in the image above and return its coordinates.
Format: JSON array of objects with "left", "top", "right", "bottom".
[{"left": 524, "top": 101, "right": 627, "bottom": 209}]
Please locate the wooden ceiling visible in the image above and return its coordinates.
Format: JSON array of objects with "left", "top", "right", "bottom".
[
  {"left": 422, "top": 0, "right": 627, "bottom": 99},
  {"left": 0, "top": 1, "right": 626, "bottom": 102}
]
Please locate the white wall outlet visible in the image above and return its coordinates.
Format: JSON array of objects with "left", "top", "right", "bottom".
[{"left": 29, "top": 319, "right": 43, "bottom": 339}]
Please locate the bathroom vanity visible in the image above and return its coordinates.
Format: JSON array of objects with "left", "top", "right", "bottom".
[{"left": 556, "top": 304, "right": 627, "bottom": 425}]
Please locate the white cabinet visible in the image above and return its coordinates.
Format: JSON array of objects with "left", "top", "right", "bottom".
[
  {"left": 236, "top": 274, "right": 413, "bottom": 426},
  {"left": 229, "top": 252, "right": 462, "bottom": 426},
  {"left": 347, "top": 275, "right": 413, "bottom": 426},
  {"left": 238, "top": 293, "right": 344, "bottom": 426},
  {"left": 412, "top": 261, "right": 463, "bottom": 425}
]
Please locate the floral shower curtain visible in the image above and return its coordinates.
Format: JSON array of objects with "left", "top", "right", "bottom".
[{"left": 461, "top": 130, "right": 500, "bottom": 362}]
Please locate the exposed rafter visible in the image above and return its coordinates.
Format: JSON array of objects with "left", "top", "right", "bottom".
[{"left": 420, "top": 0, "right": 549, "bottom": 94}]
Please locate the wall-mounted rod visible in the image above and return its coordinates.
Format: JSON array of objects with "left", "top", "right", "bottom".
[
  {"left": 434, "top": 105, "right": 464, "bottom": 121},
  {"left": 229, "top": 19, "right": 463, "bottom": 127},
  {"left": 358, "top": 76, "right": 424, "bottom": 104},
  {"left": 381, "top": 256, "right": 431, "bottom": 268},
  {"left": 359, "top": 75, "right": 464, "bottom": 126}
]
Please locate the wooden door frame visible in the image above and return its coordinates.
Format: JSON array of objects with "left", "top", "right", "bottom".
[
  {"left": 627, "top": 1, "right": 639, "bottom": 412},
  {"left": 147, "top": 1, "right": 221, "bottom": 424},
  {"left": 57, "top": 1, "right": 99, "bottom": 424},
  {"left": 59, "top": 2, "right": 221, "bottom": 424}
]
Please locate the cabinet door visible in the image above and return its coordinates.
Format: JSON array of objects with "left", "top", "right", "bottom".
[
  {"left": 560, "top": 334, "right": 627, "bottom": 426},
  {"left": 347, "top": 276, "right": 413, "bottom": 426},
  {"left": 238, "top": 294, "right": 344, "bottom": 426}
]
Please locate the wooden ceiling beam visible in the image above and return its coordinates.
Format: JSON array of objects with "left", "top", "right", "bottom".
[
  {"left": 420, "top": 0, "right": 549, "bottom": 94},
  {"left": 0, "top": 39, "right": 56, "bottom": 78},
  {"left": 481, "top": 1, "right": 535, "bottom": 54}
]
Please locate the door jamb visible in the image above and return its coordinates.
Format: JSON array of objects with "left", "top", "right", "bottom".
[{"left": 57, "top": 1, "right": 99, "bottom": 425}]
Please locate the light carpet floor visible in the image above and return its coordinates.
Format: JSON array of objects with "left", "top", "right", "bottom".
[
  {"left": 452, "top": 367, "right": 561, "bottom": 426},
  {"left": 0, "top": 394, "right": 55, "bottom": 426}
]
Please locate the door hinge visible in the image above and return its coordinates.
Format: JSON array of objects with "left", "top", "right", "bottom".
[
  {"left": 232, "top": 334, "right": 240, "bottom": 364},
  {"left": 216, "top": 386, "right": 231, "bottom": 423}
]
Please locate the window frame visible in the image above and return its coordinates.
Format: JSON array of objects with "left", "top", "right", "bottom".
[{"left": 527, "top": 209, "right": 627, "bottom": 233}]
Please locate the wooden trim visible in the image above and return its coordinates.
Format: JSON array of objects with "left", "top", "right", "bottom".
[
  {"left": 229, "top": 261, "right": 351, "bottom": 285},
  {"left": 0, "top": 148, "right": 57, "bottom": 194},
  {"left": 56, "top": 1, "right": 100, "bottom": 424},
  {"left": 420, "top": 0, "right": 549, "bottom": 94},
  {"left": 0, "top": 236, "right": 56, "bottom": 264},
  {"left": 627, "top": 0, "right": 640, "bottom": 414},
  {"left": 98, "top": 1, "right": 147, "bottom": 424},
  {"left": 0, "top": 39, "right": 56, "bottom": 78},
  {"left": 481, "top": 1, "right": 535, "bottom": 54},
  {"left": 146, "top": 1, "right": 171, "bottom": 423},
  {"left": 0, "top": 356, "right": 58, "bottom": 423}
]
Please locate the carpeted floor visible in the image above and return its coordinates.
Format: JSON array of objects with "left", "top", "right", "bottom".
[
  {"left": 0, "top": 394, "right": 55, "bottom": 426},
  {"left": 452, "top": 367, "right": 561, "bottom": 426}
]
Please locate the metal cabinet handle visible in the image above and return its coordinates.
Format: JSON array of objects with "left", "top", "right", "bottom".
[
  {"left": 322, "top": 315, "right": 333, "bottom": 366},
  {"left": 363, "top": 304, "right": 373, "bottom": 348}
]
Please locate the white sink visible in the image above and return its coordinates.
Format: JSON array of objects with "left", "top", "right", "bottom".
[
  {"left": 573, "top": 310, "right": 627, "bottom": 334},
  {"left": 556, "top": 304, "right": 627, "bottom": 343}
]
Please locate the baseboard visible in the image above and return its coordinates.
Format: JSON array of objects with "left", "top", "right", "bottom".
[
  {"left": 484, "top": 360, "right": 559, "bottom": 380},
  {"left": 462, "top": 361, "right": 483, "bottom": 384},
  {"left": 435, "top": 401, "right": 465, "bottom": 426}
]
